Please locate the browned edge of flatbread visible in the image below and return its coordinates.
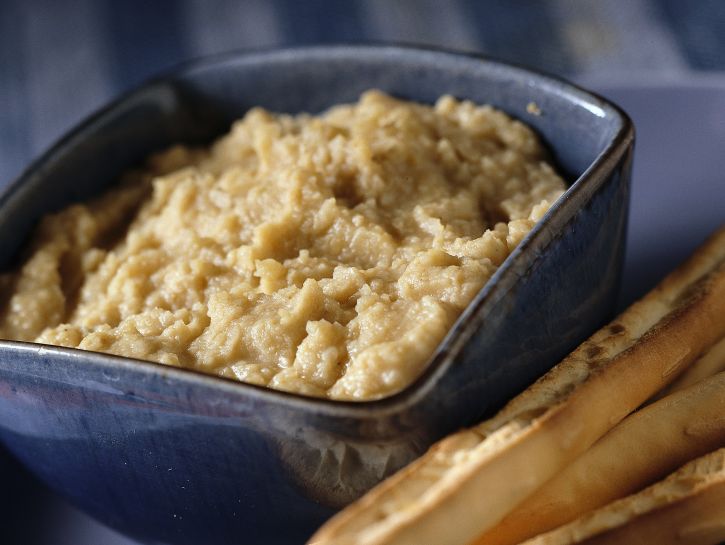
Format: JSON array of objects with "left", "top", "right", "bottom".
[
  {"left": 522, "top": 448, "right": 725, "bottom": 545},
  {"left": 473, "top": 371, "right": 725, "bottom": 545}
]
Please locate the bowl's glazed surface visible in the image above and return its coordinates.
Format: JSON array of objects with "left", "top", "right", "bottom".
[{"left": 0, "top": 46, "right": 632, "bottom": 545}]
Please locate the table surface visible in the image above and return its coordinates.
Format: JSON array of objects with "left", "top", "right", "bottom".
[{"left": 1, "top": 76, "right": 723, "bottom": 545}]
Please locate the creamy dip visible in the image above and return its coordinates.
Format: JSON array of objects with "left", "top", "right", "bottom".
[{"left": 0, "top": 91, "right": 565, "bottom": 400}]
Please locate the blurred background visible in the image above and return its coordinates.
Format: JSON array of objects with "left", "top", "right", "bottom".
[
  {"left": 1, "top": 1, "right": 724, "bottom": 544},
  {"left": 3, "top": 0, "right": 725, "bottom": 186}
]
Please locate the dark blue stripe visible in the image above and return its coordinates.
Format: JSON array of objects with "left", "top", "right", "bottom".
[
  {"left": 272, "top": 0, "right": 368, "bottom": 44},
  {"left": 460, "top": 0, "right": 577, "bottom": 76},
  {"left": 656, "top": 0, "right": 725, "bottom": 70},
  {"left": 0, "top": 0, "right": 32, "bottom": 188},
  {"left": 99, "top": 0, "right": 191, "bottom": 92}
]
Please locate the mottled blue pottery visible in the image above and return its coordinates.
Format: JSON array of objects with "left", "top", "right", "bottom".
[{"left": 0, "top": 46, "right": 633, "bottom": 545}]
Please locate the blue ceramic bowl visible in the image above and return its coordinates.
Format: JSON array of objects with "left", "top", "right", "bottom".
[{"left": 0, "top": 45, "right": 633, "bottom": 545}]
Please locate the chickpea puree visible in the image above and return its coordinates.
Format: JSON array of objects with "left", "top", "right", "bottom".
[{"left": 0, "top": 91, "right": 565, "bottom": 400}]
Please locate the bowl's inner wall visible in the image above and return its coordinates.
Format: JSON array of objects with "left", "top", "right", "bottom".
[{"left": 0, "top": 47, "right": 620, "bottom": 272}]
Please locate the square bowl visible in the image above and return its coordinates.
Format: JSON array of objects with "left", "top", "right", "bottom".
[{"left": 0, "top": 45, "right": 633, "bottom": 545}]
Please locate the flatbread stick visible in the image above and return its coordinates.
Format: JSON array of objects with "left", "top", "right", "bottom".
[
  {"left": 473, "top": 371, "right": 725, "bottom": 545},
  {"left": 308, "top": 225, "right": 725, "bottom": 545},
  {"left": 520, "top": 448, "right": 725, "bottom": 545}
]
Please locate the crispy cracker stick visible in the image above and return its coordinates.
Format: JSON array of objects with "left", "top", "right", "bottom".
[
  {"left": 473, "top": 371, "right": 725, "bottom": 545},
  {"left": 308, "top": 225, "right": 725, "bottom": 545},
  {"left": 521, "top": 448, "right": 725, "bottom": 545}
]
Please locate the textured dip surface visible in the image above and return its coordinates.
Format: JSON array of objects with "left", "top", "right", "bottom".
[{"left": 0, "top": 91, "right": 565, "bottom": 400}]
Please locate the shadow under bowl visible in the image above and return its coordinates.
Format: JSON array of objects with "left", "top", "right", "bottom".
[{"left": 0, "top": 45, "right": 633, "bottom": 545}]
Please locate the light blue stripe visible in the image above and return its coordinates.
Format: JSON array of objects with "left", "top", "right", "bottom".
[
  {"left": 461, "top": 0, "right": 578, "bottom": 75},
  {"left": 550, "top": 0, "right": 688, "bottom": 76},
  {"left": 183, "top": 0, "right": 283, "bottom": 55},
  {"left": 363, "top": 0, "right": 479, "bottom": 52}
]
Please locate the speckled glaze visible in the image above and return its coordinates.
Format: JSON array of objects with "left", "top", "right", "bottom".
[{"left": 0, "top": 46, "right": 632, "bottom": 545}]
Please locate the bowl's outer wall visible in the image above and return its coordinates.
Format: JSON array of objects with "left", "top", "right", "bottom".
[{"left": 0, "top": 47, "right": 632, "bottom": 545}]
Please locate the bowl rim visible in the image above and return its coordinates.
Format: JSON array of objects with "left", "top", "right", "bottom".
[{"left": 0, "top": 43, "right": 634, "bottom": 418}]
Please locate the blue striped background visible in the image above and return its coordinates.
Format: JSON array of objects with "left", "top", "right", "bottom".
[{"left": 1, "top": 0, "right": 723, "bottom": 187}]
